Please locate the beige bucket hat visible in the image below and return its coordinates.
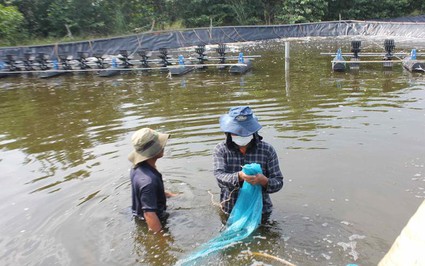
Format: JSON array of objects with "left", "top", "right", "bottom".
[{"left": 128, "top": 128, "right": 170, "bottom": 166}]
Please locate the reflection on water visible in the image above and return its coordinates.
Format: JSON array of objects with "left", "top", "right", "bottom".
[
  {"left": 0, "top": 37, "right": 425, "bottom": 265},
  {"left": 133, "top": 219, "right": 179, "bottom": 265}
]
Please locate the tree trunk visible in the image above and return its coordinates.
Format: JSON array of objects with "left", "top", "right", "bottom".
[
  {"left": 65, "top": 24, "right": 73, "bottom": 39},
  {"left": 150, "top": 19, "right": 156, "bottom": 31}
]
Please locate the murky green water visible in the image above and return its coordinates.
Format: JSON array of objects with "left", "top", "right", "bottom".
[{"left": 1, "top": 37, "right": 424, "bottom": 265}]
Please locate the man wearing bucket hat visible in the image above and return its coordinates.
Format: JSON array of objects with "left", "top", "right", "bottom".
[
  {"left": 129, "top": 128, "right": 175, "bottom": 232},
  {"left": 213, "top": 106, "right": 284, "bottom": 221}
]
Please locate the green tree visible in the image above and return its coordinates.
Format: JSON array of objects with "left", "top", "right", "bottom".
[
  {"left": 228, "top": 0, "right": 262, "bottom": 25},
  {"left": 67, "top": 0, "right": 109, "bottom": 36},
  {"left": 325, "top": 0, "right": 410, "bottom": 21},
  {"left": 100, "top": 0, "right": 169, "bottom": 33},
  {"left": 46, "top": 0, "right": 74, "bottom": 37},
  {"left": 172, "top": 0, "right": 235, "bottom": 28},
  {"left": 0, "top": 0, "right": 423, "bottom": 46},
  {"left": 278, "top": 0, "right": 328, "bottom": 24},
  {"left": 2, "top": 0, "right": 53, "bottom": 37},
  {"left": 0, "top": 3, "right": 25, "bottom": 45},
  {"left": 1, "top": 0, "right": 112, "bottom": 38},
  {"left": 261, "top": 0, "right": 283, "bottom": 24},
  {"left": 407, "top": 0, "right": 425, "bottom": 15}
]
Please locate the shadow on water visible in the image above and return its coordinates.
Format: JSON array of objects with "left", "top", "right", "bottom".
[{"left": 0, "top": 37, "right": 424, "bottom": 265}]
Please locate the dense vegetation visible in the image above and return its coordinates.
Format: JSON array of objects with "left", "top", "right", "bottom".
[{"left": 1, "top": 0, "right": 424, "bottom": 46}]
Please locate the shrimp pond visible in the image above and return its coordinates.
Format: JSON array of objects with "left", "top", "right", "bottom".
[{"left": 0, "top": 37, "right": 424, "bottom": 265}]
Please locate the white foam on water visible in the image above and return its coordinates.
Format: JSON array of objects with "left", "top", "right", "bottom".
[
  {"left": 322, "top": 253, "right": 331, "bottom": 260},
  {"left": 349, "top": 234, "right": 366, "bottom": 241},
  {"left": 337, "top": 234, "right": 366, "bottom": 261},
  {"left": 340, "top": 221, "right": 352, "bottom": 226},
  {"left": 337, "top": 241, "right": 359, "bottom": 261}
]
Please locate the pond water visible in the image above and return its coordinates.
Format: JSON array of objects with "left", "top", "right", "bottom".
[{"left": 0, "top": 37, "right": 424, "bottom": 266}]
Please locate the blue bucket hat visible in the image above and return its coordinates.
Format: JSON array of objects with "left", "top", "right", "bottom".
[{"left": 219, "top": 106, "right": 262, "bottom": 137}]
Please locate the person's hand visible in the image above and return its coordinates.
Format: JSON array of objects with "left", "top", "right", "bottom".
[
  {"left": 165, "top": 191, "right": 178, "bottom": 198},
  {"left": 239, "top": 171, "right": 268, "bottom": 187}
]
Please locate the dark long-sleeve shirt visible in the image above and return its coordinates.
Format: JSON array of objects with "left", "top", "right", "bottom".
[{"left": 213, "top": 138, "right": 284, "bottom": 215}]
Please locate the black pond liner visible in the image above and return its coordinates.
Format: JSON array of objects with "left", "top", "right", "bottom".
[{"left": 1, "top": 16, "right": 425, "bottom": 60}]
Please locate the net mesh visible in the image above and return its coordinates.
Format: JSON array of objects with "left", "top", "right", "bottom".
[{"left": 178, "top": 163, "right": 263, "bottom": 265}]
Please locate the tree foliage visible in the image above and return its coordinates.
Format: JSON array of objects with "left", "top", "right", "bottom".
[
  {"left": 0, "top": 0, "right": 423, "bottom": 46},
  {"left": 325, "top": 0, "right": 410, "bottom": 20},
  {"left": 278, "top": 0, "right": 328, "bottom": 24},
  {"left": 0, "top": 3, "right": 25, "bottom": 45}
]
